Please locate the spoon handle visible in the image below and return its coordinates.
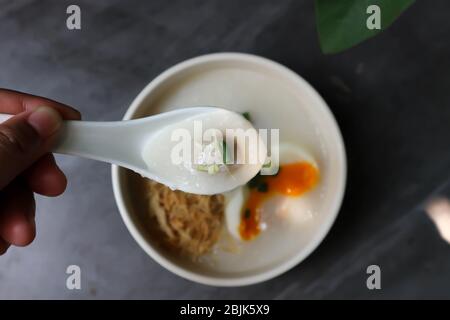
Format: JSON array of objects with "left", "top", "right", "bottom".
[
  {"left": 54, "top": 120, "right": 141, "bottom": 164},
  {"left": 0, "top": 113, "right": 141, "bottom": 167}
]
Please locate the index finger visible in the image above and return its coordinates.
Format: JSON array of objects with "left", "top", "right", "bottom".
[{"left": 0, "top": 88, "right": 81, "bottom": 120}]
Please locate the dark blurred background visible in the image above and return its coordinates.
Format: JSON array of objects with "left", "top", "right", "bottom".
[{"left": 0, "top": 0, "right": 449, "bottom": 299}]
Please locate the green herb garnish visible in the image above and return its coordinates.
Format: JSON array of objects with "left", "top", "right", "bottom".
[
  {"left": 196, "top": 164, "right": 209, "bottom": 172},
  {"left": 208, "top": 164, "right": 220, "bottom": 175},
  {"left": 257, "top": 182, "right": 268, "bottom": 193},
  {"left": 196, "top": 163, "right": 220, "bottom": 174},
  {"left": 262, "top": 160, "right": 272, "bottom": 168},
  {"left": 222, "top": 140, "right": 228, "bottom": 164},
  {"left": 244, "top": 209, "right": 251, "bottom": 219},
  {"left": 242, "top": 112, "right": 252, "bottom": 122},
  {"left": 247, "top": 174, "right": 263, "bottom": 189}
]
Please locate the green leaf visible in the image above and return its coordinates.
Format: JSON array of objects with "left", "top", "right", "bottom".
[{"left": 315, "top": 0, "right": 415, "bottom": 54}]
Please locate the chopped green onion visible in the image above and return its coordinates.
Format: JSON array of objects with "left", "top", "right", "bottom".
[
  {"left": 207, "top": 164, "right": 220, "bottom": 175},
  {"left": 257, "top": 182, "right": 268, "bottom": 193},
  {"left": 262, "top": 160, "right": 272, "bottom": 168},
  {"left": 242, "top": 112, "right": 252, "bottom": 122},
  {"left": 247, "top": 175, "right": 262, "bottom": 188},
  {"left": 196, "top": 164, "right": 209, "bottom": 172},
  {"left": 196, "top": 164, "right": 220, "bottom": 175}
]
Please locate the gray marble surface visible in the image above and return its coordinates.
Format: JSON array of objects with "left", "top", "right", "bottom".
[{"left": 1, "top": 0, "right": 450, "bottom": 299}]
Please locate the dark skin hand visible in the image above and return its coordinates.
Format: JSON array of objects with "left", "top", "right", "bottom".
[{"left": 0, "top": 89, "right": 81, "bottom": 254}]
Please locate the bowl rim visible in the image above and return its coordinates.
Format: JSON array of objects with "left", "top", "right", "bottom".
[{"left": 111, "top": 52, "right": 347, "bottom": 287}]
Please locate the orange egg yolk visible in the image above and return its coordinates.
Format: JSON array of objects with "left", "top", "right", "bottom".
[{"left": 239, "top": 161, "right": 319, "bottom": 240}]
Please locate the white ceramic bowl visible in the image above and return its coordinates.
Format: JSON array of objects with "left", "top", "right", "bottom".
[{"left": 112, "top": 53, "right": 346, "bottom": 286}]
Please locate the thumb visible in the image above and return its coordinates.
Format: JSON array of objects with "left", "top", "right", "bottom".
[{"left": 0, "top": 106, "right": 62, "bottom": 189}]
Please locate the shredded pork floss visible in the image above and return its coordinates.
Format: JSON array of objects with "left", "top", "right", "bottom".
[{"left": 146, "top": 180, "right": 224, "bottom": 258}]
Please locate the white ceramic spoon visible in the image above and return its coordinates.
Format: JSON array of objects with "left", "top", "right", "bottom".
[{"left": 0, "top": 107, "right": 264, "bottom": 195}]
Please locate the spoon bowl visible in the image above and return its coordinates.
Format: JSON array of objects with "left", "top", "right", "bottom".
[{"left": 0, "top": 107, "right": 264, "bottom": 194}]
